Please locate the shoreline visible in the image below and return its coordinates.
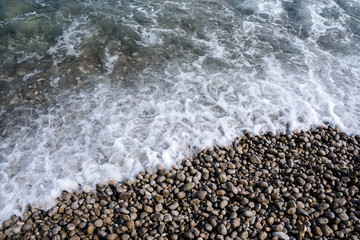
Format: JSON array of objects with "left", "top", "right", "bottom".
[{"left": 1, "top": 126, "right": 360, "bottom": 239}]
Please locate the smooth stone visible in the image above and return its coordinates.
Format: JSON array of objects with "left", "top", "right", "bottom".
[
  {"left": 183, "top": 231, "right": 195, "bottom": 239},
  {"left": 217, "top": 224, "right": 227, "bottom": 235},
  {"left": 168, "top": 202, "right": 179, "bottom": 210},
  {"left": 267, "top": 216, "right": 275, "bottom": 225},
  {"left": 183, "top": 182, "right": 196, "bottom": 191},
  {"left": 272, "top": 231, "right": 290, "bottom": 240},
  {"left": 216, "top": 190, "right": 226, "bottom": 196},
  {"left": 205, "top": 223, "right": 213, "bottom": 231},
  {"left": 119, "top": 192, "right": 131, "bottom": 200},
  {"left": 177, "top": 172, "right": 186, "bottom": 182},
  {"left": 155, "top": 203, "right": 163, "bottom": 212},
  {"left": 243, "top": 210, "right": 255, "bottom": 218},
  {"left": 21, "top": 223, "right": 33, "bottom": 232},
  {"left": 231, "top": 219, "right": 241, "bottom": 228},
  {"left": 219, "top": 200, "right": 228, "bottom": 209},
  {"left": 273, "top": 224, "right": 284, "bottom": 231},
  {"left": 87, "top": 225, "right": 96, "bottom": 235},
  {"left": 196, "top": 191, "right": 207, "bottom": 200},
  {"left": 258, "top": 181, "right": 269, "bottom": 188},
  {"left": 258, "top": 232, "right": 267, "bottom": 240},
  {"left": 67, "top": 223, "right": 75, "bottom": 231},
  {"left": 250, "top": 155, "right": 261, "bottom": 164},
  {"left": 313, "top": 226, "right": 323, "bottom": 236},
  {"left": 126, "top": 220, "right": 135, "bottom": 230},
  {"left": 219, "top": 173, "right": 227, "bottom": 183},
  {"left": 317, "top": 217, "right": 329, "bottom": 225},
  {"left": 335, "top": 231, "right": 344, "bottom": 238},
  {"left": 287, "top": 207, "right": 296, "bottom": 215},
  {"left": 107, "top": 233, "right": 119, "bottom": 240},
  {"left": 94, "top": 219, "right": 103, "bottom": 228},
  {"left": 144, "top": 206, "right": 153, "bottom": 213},
  {"left": 321, "top": 225, "right": 333, "bottom": 237},
  {"left": 239, "top": 231, "right": 248, "bottom": 239},
  {"left": 176, "top": 191, "right": 186, "bottom": 199}
]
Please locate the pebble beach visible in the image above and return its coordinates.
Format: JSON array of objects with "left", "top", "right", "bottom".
[{"left": 1, "top": 126, "right": 359, "bottom": 240}]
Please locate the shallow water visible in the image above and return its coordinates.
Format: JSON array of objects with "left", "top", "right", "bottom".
[{"left": 0, "top": 0, "right": 360, "bottom": 223}]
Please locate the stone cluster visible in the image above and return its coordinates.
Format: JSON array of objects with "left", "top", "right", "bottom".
[{"left": 1, "top": 126, "right": 359, "bottom": 239}]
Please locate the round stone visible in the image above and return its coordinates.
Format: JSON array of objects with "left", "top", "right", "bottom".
[
  {"left": 176, "top": 192, "right": 186, "bottom": 199},
  {"left": 87, "top": 225, "right": 96, "bottom": 235},
  {"left": 94, "top": 219, "right": 103, "bottom": 228},
  {"left": 217, "top": 224, "right": 227, "bottom": 235},
  {"left": 243, "top": 210, "right": 255, "bottom": 218}
]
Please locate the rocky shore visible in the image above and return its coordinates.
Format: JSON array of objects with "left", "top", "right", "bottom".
[{"left": 1, "top": 126, "right": 360, "bottom": 240}]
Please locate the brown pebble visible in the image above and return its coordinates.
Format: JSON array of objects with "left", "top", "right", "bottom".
[
  {"left": 87, "top": 225, "right": 96, "bottom": 235},
  {"left": 144, "top": 206, "right": 153, "bottom": 213},
  {"left": 216, "top": 190, "right": 226, "bottom": 196},
  {"left": 155, "top": 203, "right": 163, "bottom": 212},
  {"left": 106, "top": 233, "right": 119, "bottom": 240}
]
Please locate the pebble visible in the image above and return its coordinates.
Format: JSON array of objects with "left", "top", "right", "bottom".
[
  {"left": 258, "top": 232, "right": 267, "bottom": 240},
  {"left": 196, "top": 190, "right": 207, "bottom": 200},
  {"left": 217, "top": 224, "right": 227, "bottom": 235},
  {"left": 21, "top": 223, "right": 33, "bottom": 232},
  {"left": 183, "top": 182, "right": 196, "bottom": 191},
  {"left": 94, "top": 219, "right": 103, "bottom": 228},
  {"left": 119, "top": 192, "right": 131, "bottom": 200},
  {"left": 106, "top": 233, "right": 119, "bottom": 240},
  {"left": 272, "top": 231, "right": 290, "bottom": 240},
  {"left": 168, "top": 202, "right": 179, "bottom": 210},
  {"left": 176, "top": 191, "right": 186, "bottom": 199},
  {"left": 242, "top": 210, "right": 253, "bottom": 218},
  {"left": 87, "top": 225, "right": 96, "bottom": 235}
]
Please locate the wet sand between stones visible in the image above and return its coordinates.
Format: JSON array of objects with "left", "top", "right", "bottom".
[{"left": 1, "top": 126, "right": 360, "bottom": 240}]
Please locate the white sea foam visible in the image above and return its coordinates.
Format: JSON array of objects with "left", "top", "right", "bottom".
[{"left": 0, "top": 0, "right": 360, "bottom": 224}]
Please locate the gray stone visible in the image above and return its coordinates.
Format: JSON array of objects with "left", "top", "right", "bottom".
[
  {"left": 168, "top": 202, "right": 179, "bottom": 210},
  {"left": 196, "top": 191, "right": 207, "bottom": 200},
  {"left": 217, "top": 224, "right": 227, "bottom": 235},
  {"left": 183, "top": 182, "right": 196, "bottom": 191},
  {"left": 243, "top": 210, "right": 254, "bottom": 218}
]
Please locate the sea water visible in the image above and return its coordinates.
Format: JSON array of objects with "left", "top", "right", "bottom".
[{"left": 0, "top": 0, "right": 359, "bottom": 223}]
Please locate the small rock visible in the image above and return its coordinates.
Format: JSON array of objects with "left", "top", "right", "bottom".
[
  {"left": 183, "top": 182, "right": 196, "bottom": 191},
  {"left": 196, "top": 190, "right": 207, "bottom": 200},
  {"left": 219, "top": 200, "right": 228, "bottom": 209},
  {"left": 272, "top": 231, "right": 290, "bottom": 240},
  {"left": 144, "top": 206, "right": 153, "bottom": 213},
  {"left": 218, "top": 172, "right": 227, "bottom": 183},
  {"left": 250, "top": 155, "right": 261, "bottom": 164},
  {"left": 94, "top": 219, "right": 103, "bottom": 228},
  {"left": 168, "top": 202, "right": 179, "bottom": 210},
  {"left": 258, "top": 232, "right": 267, "bottom": 240},
  {"left": 21, "top": 223, "right": 33, "bottom": 232},
  {"left": 176, "top": 192, "right": 186, "bottom": 199},
  {"left": 217, "top": 224, "right": 227, "bottom": 235},
  {"left": 313, "top": 226, "right": 323, "bottom": 236},
  {"left": 240, "top": 231, "right": 249, "bottom": 239},
  {"left": 107, "top": 233, "right": 119, "bottom": 240},
  {"left": 243, "top": 210, "right": 254, "bottom": 218},
  {"left": 87, "top": 225, "right": 96, "bottom": 235},
  {"left": 183, "top": 231, "right": 195, "bottom": 239},
  {"left": 321, "top": 225, "right": 333, "bottom": 237},
  {"left": 119, "top": 192, "right": 131, "bottom": 200},
  {"left": 67, "top": 223, "right": 75, "bottom": 231},
  {"left": 317, "top": 217, "right": 329, "bottom": 225},
  {"left": 177, "top": 172, "right": 186, "bottom": 181}
]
